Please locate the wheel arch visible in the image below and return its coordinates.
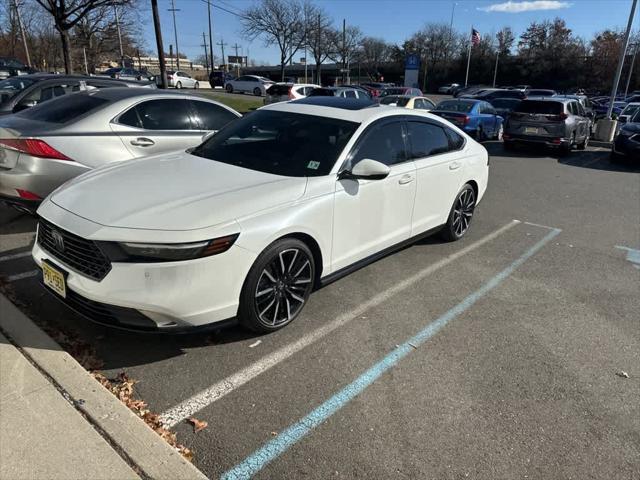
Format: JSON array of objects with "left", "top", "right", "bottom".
[{"left": 275, "top": 232, "right": 324, "bottom": 288}]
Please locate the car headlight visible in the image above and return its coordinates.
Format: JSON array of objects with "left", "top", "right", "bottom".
[{"left": 118, "top": 234, "right": 239, "bottom": 262}]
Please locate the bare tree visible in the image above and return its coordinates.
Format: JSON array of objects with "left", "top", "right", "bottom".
[
  {"left": 358, "top": 36, "right": 391, "bottom": 79},
  {"left": 34, "top": 0, "right": 131, "bottom": 73},
  {"left": 241, "top": 0, "right": 306, "bottom": 81},
  {"left": 304, "top": 3, "right": 333, "bottom": 84},
  {"left": 328, "top": 22, "right": 362, "bottom": 83}
]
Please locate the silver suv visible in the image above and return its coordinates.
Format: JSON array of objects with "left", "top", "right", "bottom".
[{"left": 503, "top": 98, "right": 590, "bottom": 155}]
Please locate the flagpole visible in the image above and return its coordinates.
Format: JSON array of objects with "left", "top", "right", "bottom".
[{"left": 464, "top": 26, "right": 473, "bottom": 87}]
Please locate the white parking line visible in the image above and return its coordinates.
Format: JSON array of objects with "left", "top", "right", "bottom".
[
  {"left": 160, "top": 219, "right": 522, "bottom": 428},
  {"left": 0, "top": 251, "right": 32, "bottom": 262},
  {"left": 6, "top": 270, "right": 39, "bottom": 282}
]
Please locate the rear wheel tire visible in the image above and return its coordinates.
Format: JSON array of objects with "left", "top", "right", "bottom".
[
  {"left": 194, "top": 82, "right": 199, "bottom": 89},
  {"left": 238, "top": 238, "right": 315, "bottom": 333},
  {"left": 559, "top": 133, "right": 574, "bottom": 157},
  {"left": 577, "top": 133, "right": 588, "bottom": 150},
  {"left": 226, "top": 84, "right": 233, "bottom": 93},
  {"left": 253, "top": 87, "right": 262, "bottom": 96},
  {"left": 494, "top": 124, "right": 504, "bottom": 141},
  {"left": 175, "top": 81, "right": 182, "bottom": 89},
  {"left": 440, "top": 184, "right": 476, "bottom": 242},
  {"left": 475, "top": 127, "right": 485, "bottom": 142}
]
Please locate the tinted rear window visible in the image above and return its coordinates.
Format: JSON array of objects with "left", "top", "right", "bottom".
[
  {"left": 491, "top": 99, "right": 521, "bottom": 109},
  {"left": 267, "top": 84, "right": 292, "bottom": 95},
  {"left": 308, "top": 88, "right": 334, "bottom": 97},
  {"left": 515, "top": 101, "right": 562, "bottom": 115},
  {"left": 436, "top": 100, "right": 474, "bottom": 113},
  {"left": 15, "top": 94, "right": 108, "bottom": 124},
  {"left": 380, "top": 88, "right": 406, "bottom": 97},
  {"left": 527, "top": 90, "right": 555, "bottom": 96}
]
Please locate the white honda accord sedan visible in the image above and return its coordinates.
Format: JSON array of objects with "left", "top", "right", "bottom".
[{"left": 33, "top": 97, "right": 489, "bottom": 333}]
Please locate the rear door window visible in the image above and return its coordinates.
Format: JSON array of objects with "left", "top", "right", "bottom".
[
  {"left": 120, "top": 99, "right": 195, "bottom": 130},
  {"left": 406, "top": 121, "right": 450, "bottom": 158},
  {"left": 190, "top": 100, "right": 238, "bottom": 130}
]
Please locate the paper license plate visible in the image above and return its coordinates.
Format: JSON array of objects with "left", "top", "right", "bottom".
[
  {"left": 524, "top": 127, "right": 539, "bottom": 134},
  {"left": 42, "top": 261, "right": 66, "bottom": 298}
]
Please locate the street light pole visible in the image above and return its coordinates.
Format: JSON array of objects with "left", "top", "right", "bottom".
[
  {"left": 207, "top": 0, "right": 214, "bottom": 71},
  {"left": 151, "top": 0, "right": 167, "bottom": 88},
  {"left": 113, "top": 3, "right": 124, "bottom": 67},
  {"left": 624, "top": 43, "right": 638, "bottom": 98},
  {"left": 168, "top": 0, "right": 181, "bottom": 70},
  {"left": 607, "top": 0, "right": 637, "bottom": 119},
  {"left": 13, "top": 0, "right": 31, "bottom": 68}
]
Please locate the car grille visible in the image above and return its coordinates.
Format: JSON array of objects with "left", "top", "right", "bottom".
[{"left": 37, "top": 218, "right": 111, "bottom": 281}]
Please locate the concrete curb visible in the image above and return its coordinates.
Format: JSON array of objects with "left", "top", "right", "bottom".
[{"left": 0, "top": 294, "right": 209, "bottom": 480}]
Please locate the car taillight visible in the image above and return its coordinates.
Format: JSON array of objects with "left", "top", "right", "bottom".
[
  {"left": 463, "top": 115, "right": 470, "bottom": 125},
  {"left": 16, "top": 189, "right": 42, "bottom": 200},
  {"left": 0, "top": 139, "right": 72, "bottom": 160},
  {"left": 288, "top": 87, "right": 294, "bottom": 100}
]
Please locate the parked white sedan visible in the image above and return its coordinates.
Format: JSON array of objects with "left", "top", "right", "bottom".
[
  {"left": 225, "top": 75, "right": 274, "bottom": 96},
  {"left": 33, "top": 97, "right": 489, "bottom": 333}
]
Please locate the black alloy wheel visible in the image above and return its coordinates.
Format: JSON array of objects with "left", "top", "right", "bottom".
[
  {"left": 441, "top": 184, "right": 476, "bottom": 241},
  {"left": 239, "top": 238, "right": 315, "bottom": 332}
]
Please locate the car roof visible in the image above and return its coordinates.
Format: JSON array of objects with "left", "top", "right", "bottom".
[
  {"left": 440, "top": 98, "right": 481, "bottom": 104},
  {"left": 261, "top": 96, "right": 449, "bottom": 124},
  {"left": 523, "top": 97, "right": 568, "bottom": 103}
]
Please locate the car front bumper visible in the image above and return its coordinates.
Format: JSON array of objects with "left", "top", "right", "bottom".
[
  {"left": 0, "top": 154, "right": 90, "bottom": 204},
  {"left": 32, "top": 209, "right": 257, "bottom": 331},
  {"left": 613, "top": 135, "right": 640, "bottom": 159}
]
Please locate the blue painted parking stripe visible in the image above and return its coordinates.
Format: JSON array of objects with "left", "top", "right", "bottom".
[{"left": 221, "top": 227, "right": 561, "bottom": 480}]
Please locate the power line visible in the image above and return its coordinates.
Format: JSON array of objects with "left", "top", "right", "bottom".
[
  {"left": 168, "top": 0, "right": 181, "bottom": 69},
  {"left": 198, "top": 0, "right": 242, "bottom": 18}
]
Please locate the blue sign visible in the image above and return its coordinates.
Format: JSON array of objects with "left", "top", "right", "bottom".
[{"left": 405, "top": 54, "right": 420, "bottom": 70}]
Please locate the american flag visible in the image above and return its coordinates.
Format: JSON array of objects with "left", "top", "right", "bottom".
[{"left": 471, "top": 28, "right": 481, "bottom": 46}]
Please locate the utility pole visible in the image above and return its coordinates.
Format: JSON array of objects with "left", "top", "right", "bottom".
[
  {"left": 83, "top": 47, "right": 88, "bottom": 74},
  {"left": 464, "top": 26, "right": 473, "bottom": 87},
  {"left": 201, "top": 32, "right": 210, "bottom": 74},
  {"left": 303, "top": 9, "right": 308, "bottom": 83},
  {"left": 207, "top": 0, "right": 214, "bottom": 71},
  {"left": 151, "top": 0, "right": 168, "bottom": 88},
  {"left": 624, "top": 43, "right": 638, "bottom": 98},
  {"left": 13, "top": 0, "right": 31, "bottom": 67},
  {"left": 233, "top": 42, "right": 240, "bottom": 76},
  {"left": 168, "top": 0, "right": 181, "bottom": 70},
  {"left": 493, "top": 51, "right": 499, "bottom": 87},
  {"left": 342, "top": 18, "right": 346, "bottom": 85},
  {"left": 113, "top": 3, "right": 125, "bottom": 67},
  {"left": 607, "top": 0, "right": 637, "bottom": 119},
  {"left": 217, "top": 38, "right": 227, "bottom": 72}
]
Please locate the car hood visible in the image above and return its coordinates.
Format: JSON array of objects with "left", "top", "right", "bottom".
[{"left": 50, "top": 152, "right": 308, "bottom": 231}]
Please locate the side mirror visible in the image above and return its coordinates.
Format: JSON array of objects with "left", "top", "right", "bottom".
[
  {"left": 340, "top": 159, "right": 390, "bottom": 181},
  {"left": 13, "top": 100, "right": 37, "bottom": 112}
]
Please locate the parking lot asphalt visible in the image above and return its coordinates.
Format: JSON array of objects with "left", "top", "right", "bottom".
[{"left": 1, "top": 143, "right": 639, "bottom": 479}]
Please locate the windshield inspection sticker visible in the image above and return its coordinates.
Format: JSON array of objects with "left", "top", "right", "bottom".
[{"left": 307, "top": 160, "right": 321, "bottom": 170}]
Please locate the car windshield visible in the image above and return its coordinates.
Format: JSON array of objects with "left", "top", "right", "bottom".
[
  {"left": 0, "top": 58, "right": 25, "bottom": 68},
  {"left": 623, "top": 104, "right": 640, "bottom": 115},
  {"left": 515, "top": 100, "right": 563, "bottom": 114},
  {"left": 0, "top": 77, "right": 36, "bottom": 103},
  {"left": 528, "top": 90, "right": 555, "bottom": 96},
  {"left": 15, "top": 93, "right": 109, "bottom": 124},
  {"left": 191, "top": 110, "right": 359, "bottom": 177},
  {"left": 436, "top": 100, "right": 474, "bottom": 113}
]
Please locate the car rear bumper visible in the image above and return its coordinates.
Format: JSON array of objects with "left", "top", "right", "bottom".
[
  {"left": 503, "top": 133, "right": 570, "bottom": 148},
  {"left": 0, "top": 155, "right": 90, "bottom": 201}
]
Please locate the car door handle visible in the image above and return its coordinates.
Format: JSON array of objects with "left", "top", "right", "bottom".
[
  {"left": 130, "top": 137, "right": 155, "bottom": 147},
  {"left": 398, "top": 175, "right": 414, "bottom": 185},
  {"left": 449, "top": 161, "right": 461, "bottom": 170}
]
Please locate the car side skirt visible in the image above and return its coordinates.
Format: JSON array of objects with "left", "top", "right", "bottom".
[{"left": 319, "top": 224, "right": 446, "bottom": 288}]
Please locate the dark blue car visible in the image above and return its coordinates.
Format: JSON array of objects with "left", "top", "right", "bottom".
[{"left": 431, "top": 99, "right": 504, "bottom": 141}]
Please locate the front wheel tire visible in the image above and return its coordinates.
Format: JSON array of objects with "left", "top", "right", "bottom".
[
  {"left": 238, "top": 238, "right": 315, "bottom": 333},
  {"left": 253, "top": 87, "right": 262, "bottom": 96},
  {"left": 440, "top": 184, "right": 476, "bottom": 242}
]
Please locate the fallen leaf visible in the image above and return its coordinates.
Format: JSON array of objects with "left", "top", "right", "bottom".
[
  {"left": 616, "top": 371, "right": 630, "bottom": 379},
  {"left": 188, "top": 417, "right": 208, "bottom": 433},
  {"left": 249, "top": 340, "right": 262, "bottom": 348}
]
